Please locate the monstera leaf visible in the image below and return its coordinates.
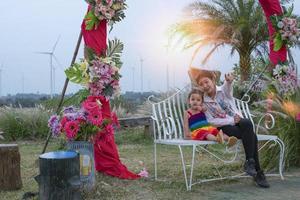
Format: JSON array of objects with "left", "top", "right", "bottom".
[
  {"left": 106, "top": 38, "right": 124, "bottom": 68},
  {"left": 274, "top": 32, "right": 283, "bottom": 51},
  {"left": 84, "top": 11, "right": 100, "bottom": 30},
  {"left": 65, "top": 63, "right": 89, "bottom": 84}
]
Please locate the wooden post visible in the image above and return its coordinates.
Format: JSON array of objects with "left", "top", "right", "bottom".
[
  {"left": 42, "top": 31, "right": 83, "bottom": 154},
  {"left": 35, "top": 151, "right": 82, "bottom": 200},
  {"left": 0, "top": 144, "right": 22, "bottom": 190}
]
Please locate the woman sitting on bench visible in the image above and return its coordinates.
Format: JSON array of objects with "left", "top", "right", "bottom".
[{"left": 189, "top": 68, "right": 270, "bottom": 188}]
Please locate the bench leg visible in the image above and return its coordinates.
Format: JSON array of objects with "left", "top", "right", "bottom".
[
  {"left": 259, "top": 139, "right": 285, "bottom": 180},
  {"left": 276, "top": 138, "right": 285, "bottom": 180},
  {"left": 154, "top": 143, "right": 157, "bottom": 180},
  {"left": 178, "top": 145, "right": 189, "bottom": 191},
  {"left": 189, "top": 145, "right": 196, "bottom": 189},
  {"left": 178, "top": 145, "right": 196, "bottom": 191}
]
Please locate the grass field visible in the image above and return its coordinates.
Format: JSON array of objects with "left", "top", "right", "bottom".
[{"left": 1, "top": 128, "right": 297, "bottom": 200}]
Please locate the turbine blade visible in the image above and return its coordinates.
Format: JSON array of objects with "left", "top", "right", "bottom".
[
  {"left": 52, "top": 35, "right": 61, "bottom": 53},
  {"left": 35, "top": 51, "right": 52, "bottom": 55},
  {"left": 52, "top": 54, "right": 65, "bottom": 71}
]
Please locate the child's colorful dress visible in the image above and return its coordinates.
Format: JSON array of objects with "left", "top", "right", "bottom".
[{"left": 188, "top": 111, "right": 219, "bottom": 140}]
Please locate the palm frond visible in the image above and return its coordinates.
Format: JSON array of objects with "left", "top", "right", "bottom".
[
  {"left": 106, "top": 38, "right": 124, "bottom": 68},
  {"left": 201, "top": 43, "right": 224, "bottom": 65}
]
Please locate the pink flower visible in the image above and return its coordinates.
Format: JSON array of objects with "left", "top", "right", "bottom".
[
  {"left": 87, "top": 95, "right": 106, "bottom": 103},
  {"left": 87, "top": 110, "right": 103, "bottom": 126},
  {"left": 296, "top": 113, "right": 300, "bottom": 122},
  {"left": 82, "top": 100, "right": 99, "bottom": 112},
  {"left": 64, "top": 121, "right": 79, "bottom": 140},
  {"left": 105, "top": 124, "right": 114, "bottom": 134},
  {"left": 111, "top": 112, "right": 120, "bottom": 128},
  {"left": 138, "top": 168, "right": 149, "bottom": 178},
  {"left": 60, "top": 116, "right": 69, "bottom": 131}
]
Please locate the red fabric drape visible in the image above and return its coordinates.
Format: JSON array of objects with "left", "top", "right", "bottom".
[
  {"left": 81, "top": 18, "right": 107, "bottom": 55},
  {"left": 258, "top": 0, "right": 287, "bottom": 65},
  {"left": 93, "top": 98, "right": 140, "bottom": 179},
  {"left": 81, "top": 8, "right": 140, "bottom": 179}
]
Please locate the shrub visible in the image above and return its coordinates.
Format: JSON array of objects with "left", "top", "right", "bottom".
[{"left": 0, "top": 105, "right": 51, "bottom": 141}]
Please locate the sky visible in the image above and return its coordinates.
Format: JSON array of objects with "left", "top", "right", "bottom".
[{"left": 0, "top": 0, "right": 300, "bottom": 96}]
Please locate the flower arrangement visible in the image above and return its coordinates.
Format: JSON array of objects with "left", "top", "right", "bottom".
[
  {"left": 65, "top": 38, "right": 123, "bottom": 99},
  {"left": 270, "top": 5, "right": 300, "bottom": 51},
  {"left": 272, "top": 62, "right": 298, "bottom": 97},
  {"left": 48, "top": 96, "right": 119, "bottom": 141},
  {"left": 84, "top": 0, "right": 127, "bottom": 30}
]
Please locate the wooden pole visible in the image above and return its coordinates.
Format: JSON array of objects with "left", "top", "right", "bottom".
[{"left": 42, "top": 31, "right": 83, "bottom": 154}]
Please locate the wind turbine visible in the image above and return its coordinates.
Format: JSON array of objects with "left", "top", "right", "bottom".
[
  {"left": 35, "top": 35, "right": 61, "bottom": 98},
  {"left": 139, "top": 57, "right": 145, "bottom": 93},
  {"left": 129, "top": 66, "right": 135, "bottom": 92}
]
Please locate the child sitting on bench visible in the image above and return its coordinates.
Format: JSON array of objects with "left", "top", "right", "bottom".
[{"left": 183, "top": 89, "right": 237, "bottom": 147}]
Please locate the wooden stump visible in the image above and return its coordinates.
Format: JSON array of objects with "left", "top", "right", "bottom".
[
  {"left": 0, "top": 144, "right": 22, "bottom": 190},
  {"left": 35, "top": 151, "right": 82, "bottom": 200}
]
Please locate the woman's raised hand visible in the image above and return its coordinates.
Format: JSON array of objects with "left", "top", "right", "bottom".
[{"left": 225, "top": 73, "right": 235, "bottom": 83}]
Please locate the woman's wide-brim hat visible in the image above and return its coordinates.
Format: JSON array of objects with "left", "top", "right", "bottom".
[{"left": 188, "top": 67, "right": 221, "bottom": 85}]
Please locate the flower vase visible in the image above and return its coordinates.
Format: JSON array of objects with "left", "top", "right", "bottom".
[{"left": 66, "top": 141, "right": 95, "bottom": 190}]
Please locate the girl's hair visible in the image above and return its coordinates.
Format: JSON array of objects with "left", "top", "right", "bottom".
[{"left": 188, "top": 89, "right": 203, "bottom": 100}]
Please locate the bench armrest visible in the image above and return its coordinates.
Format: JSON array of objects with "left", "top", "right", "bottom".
[
  {"left": 255, "top": 113, "right": 275, "bottom": 134},
  {"left": 151, "top": 116, "right": 176, "bottom": 136}
]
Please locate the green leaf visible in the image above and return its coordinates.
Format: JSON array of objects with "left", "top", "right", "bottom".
[
  {"left": 85, "top": 47, "right": 96, "bottom": 62},
  {"left": 84, "top": 11, "right": 100, "bottom": 31},
  {"left": 106, "top": 38, "right": 124, "bottom": 68},
  {"left": 286, "top": 4, "right": 294, "bottom": 17},
  {"left": 65, "top": 63, "right": 89, "bottom": 84},
  {"left": 273, "top": 33, "right": 283, "bottom": 51}
]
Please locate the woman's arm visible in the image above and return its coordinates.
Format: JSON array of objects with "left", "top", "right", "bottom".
[
  {"left": 205, "top": 110, "right": 235, "bottom": 127},
  {"left": 183, "top": 111, "right": 191, "bottom": 139},
  {"left": 221, "top": 73, "right": 234, "bottom": 99}
]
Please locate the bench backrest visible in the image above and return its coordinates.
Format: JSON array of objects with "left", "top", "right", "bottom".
[{"left": 150, "top": 85, "right": 254, "bottom": 140}]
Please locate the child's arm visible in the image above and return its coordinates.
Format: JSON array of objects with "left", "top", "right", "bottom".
[{"left": 183, "top": 111, "right": 191, "bottom": 139}]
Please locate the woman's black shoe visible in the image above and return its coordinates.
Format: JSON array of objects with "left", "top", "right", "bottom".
[
  {"left": 254, "top": 170, "right": 270, "bottom": 188},
  {"left": 244, "top": 158, "right": 257, "bottom": 176}
]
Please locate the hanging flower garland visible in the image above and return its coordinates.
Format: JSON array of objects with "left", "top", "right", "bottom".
[
  {"left": 270, "top": 5, "right": 300, "bottom": 51},
  {"left": 84, "top": 0, "right": 127, "bottom": 30},
  {"left": 65, "top": 38, "right": 123, "bottom": 99}
]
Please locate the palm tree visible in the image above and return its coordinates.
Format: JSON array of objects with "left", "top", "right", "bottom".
[{"left": 172, "top": 0, "right": 269, "bottom": 81}]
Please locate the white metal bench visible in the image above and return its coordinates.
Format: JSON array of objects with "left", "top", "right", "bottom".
[{"left": 149, "top": 85, "right": 285, "bottom": 191}]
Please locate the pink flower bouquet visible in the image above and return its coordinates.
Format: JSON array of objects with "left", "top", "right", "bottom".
[
  {"left": 48, "top": 96, "right": 119, "bottom": 141},
  {"left": 84, "top": 0, "right": 127, "bottom": 30},
  {"left": 270, "top": 5, "right": 300, "bottom": 51}
]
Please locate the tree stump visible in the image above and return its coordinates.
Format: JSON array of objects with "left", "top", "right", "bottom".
[
  {"left": 0, "top": 144, "right": 22, "bottom": 190},
  {"left": 35, "top": 151, "right": 82, "bottom": 200}
]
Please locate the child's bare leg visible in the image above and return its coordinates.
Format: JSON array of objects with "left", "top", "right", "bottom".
[
  {"left": 206, "top": 134, "right": 217, "bottom": 141},
  {"left": 223, "top": 134, "right": 229, "bottom": 141},
  {"left": 223, "top": 133, "right": 238, "bottom": 147},
  {"left": 216, "top": 130, "right": 224, "bottom": 144}
]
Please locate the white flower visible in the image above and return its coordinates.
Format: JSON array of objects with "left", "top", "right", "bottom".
[
  {"left": 282, "top": 65, "right": 288, "bottom": 73},
  {"left": 290, "top": 35, "right": 298, "bottom": 42},
  {"left": 273, "top": 65, "right": 281, "bottom": 76},
  {"left": 277, "top": 21, "right": 284, "bottom": 29}
]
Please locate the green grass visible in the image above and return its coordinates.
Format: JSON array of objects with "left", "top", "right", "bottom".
[{"left": 0, "top": 128, "right": 294, "bottom": 199}]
